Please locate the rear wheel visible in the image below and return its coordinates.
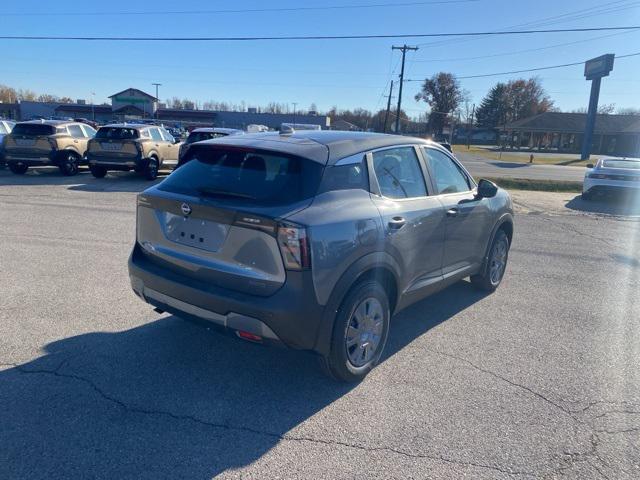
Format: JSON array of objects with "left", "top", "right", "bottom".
[
  {"left": 322, "top": 280, "right": 390, "bottom": 382},
  {"left": 144, "top": 157, "right": 159, "bottom": 180},
  {"left": 59, "top": 151, "right": 80, "bottom": 176},
  {"left": 90, "top": 165, "right": 107, "bottom": 178},
  {"left": 471, "top": 229, "right": 510, "bottom": 292},
  {"left": 9, "top": 162, "right": 28, "bottom": 175}
]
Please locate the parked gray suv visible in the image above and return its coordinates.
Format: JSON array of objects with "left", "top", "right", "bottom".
[{"left": 129, "top": 131, "right": 514, "bottom": 381}]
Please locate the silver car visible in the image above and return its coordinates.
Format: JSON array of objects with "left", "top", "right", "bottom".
[{"left": 129, "top": 131, "right": 514, "bottom": 381}]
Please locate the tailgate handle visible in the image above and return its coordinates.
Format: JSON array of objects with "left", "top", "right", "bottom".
[{"left": 388, "top": 217, "right": 406, "bottom": 230}]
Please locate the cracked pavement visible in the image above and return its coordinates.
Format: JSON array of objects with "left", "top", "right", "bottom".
[{"left": 1, "top": 170, "right": 639, "bottom": 479}]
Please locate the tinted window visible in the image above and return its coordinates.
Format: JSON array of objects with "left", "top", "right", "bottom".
[
  {"left": 149, "top": 128, "right": 163, "bottom": 141},
  {"left": 81, "top": 125, "right": 97, "bottom": 137},
  {"left": 160, "top": 146, "right": 323, "bottom": 206},
  {"left": 187, "top": 132, "right": 223, "bottom": 143},
  {"left": 372, "top": 147, "right": 427, "bottom": 199},
  {"left": 425, "top": 148, "right": 471, "bottom": 194},
  {"left": 602, "top": 159, "right": 640, "bottom": 170},
  {"left": 68, "top": 124, "right": 85, "bottom": 138},
  {"left": 95, "top": 128, "right": 140, "bottom": 140},
  {"left": 11, "top": 124, "right": 56, "bottom": 136},
  {"left": 320, "top": 156, "right": 368, "bottom": 192}
]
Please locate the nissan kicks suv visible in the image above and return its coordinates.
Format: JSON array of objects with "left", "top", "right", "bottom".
[
  {"left": 4, "top": 120, "right": 96, "bottom": 175},
  {"left": 129, "top": 131, "right": 514, "bottom": 381},
  {"left": 86, "top": 124, "right": 181, "bottom": 180}
]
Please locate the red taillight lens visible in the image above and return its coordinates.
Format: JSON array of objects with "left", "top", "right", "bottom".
[
  {"left": 236, "top": 331, "right": 263, "bottom": 343},
  {"left": 277, "top": 224, "right": 311, "bottom": 270}
]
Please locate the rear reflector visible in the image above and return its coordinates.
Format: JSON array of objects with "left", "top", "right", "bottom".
[{"left": 236, "top": 331, "right": 263, "bottom": 343}]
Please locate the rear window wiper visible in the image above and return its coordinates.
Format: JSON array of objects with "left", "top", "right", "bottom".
[{"left": 197, "top": 187, "right": 256, "bottom": 200}]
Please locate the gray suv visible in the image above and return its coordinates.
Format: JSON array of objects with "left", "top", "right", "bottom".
[{"left": 129, "top": 131, "right": 514, "bottom": 381}]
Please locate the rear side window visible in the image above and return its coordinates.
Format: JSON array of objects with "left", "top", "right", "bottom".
[
  {"left": 11, "top": 124, "right": 56, "bottom": 136},
  {"left": 320, "top": 155, "right": 368, "bottom": 192},
  {"left": 95, "top": 128, "right": 140, "bottom": 140},
  {"left": 160, "top": 147, "right": 324, "bottom": 205},
  {"left": 160, "top": 129, "right": 175, "bottom": 143},
  {"left": 68, "top": 124, "right": 85, "bottom": 138},
  {"left": 372, "top": 147, "right": 427, "bottom": 199}
]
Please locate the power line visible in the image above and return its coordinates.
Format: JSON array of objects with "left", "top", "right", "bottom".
[
  {"left": 1, "top": 26, "right": 639, "bottom": 42},
  {"left": 406, "top": 51, "right": 640, "bottom": 81},
  {"left": 1, "top": 1, "right": 481, "bottom": 17}
]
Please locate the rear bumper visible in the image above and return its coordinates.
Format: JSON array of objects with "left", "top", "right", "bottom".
[
  {"left": 584, "top": 178, "right": 640, "bottom": 196},
  {"left": 5, "top": 151, "right": 56, "bottom": 166},
  {"left": 128, "top": 244, "right": 327, "bottom": 353},
  {"left": 87, "top": 153, "right": 144, "bottom": 170}
]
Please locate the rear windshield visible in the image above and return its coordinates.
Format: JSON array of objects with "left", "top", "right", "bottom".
[
  {"left": 11, "top": 124, "right": 56, "bottom": 136},
  {"left": 95, "top": 127, "right": 140, "bottom": 140},
  {"left": 160, "top": 146, "right": 324, "bottom": 205},
  {"left": 602, "top": 159, "right": 640, "bottom": 170},
  {"left": 187, "top": 132, "right": 226, "bottom": 143}
]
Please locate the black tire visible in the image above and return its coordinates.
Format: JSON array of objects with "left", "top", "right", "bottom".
[
  {"left": 90, "top": 165, "right": 107, "bottom": 178},
  {"left": 59, "top": 151, "right": 80, "bottom": 176},
  {"left": 9, "top": 162, "right": 28, "bottom": 175},
  {"left": 322, "top": 280, "right": 390, "bottom": 382},
  {"left": 471, "top": 229, "right": 510, "bottom": 292},
  {"left": 144, "top": 157, "right": 159, "bottom": 180}
]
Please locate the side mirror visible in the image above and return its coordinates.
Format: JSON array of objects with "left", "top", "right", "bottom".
[
  {"left": 586, "top": 163, "right": 594, "bottom": 169},
  {"left": 476, "top": 179, "right": 498, "bottom": 199}
]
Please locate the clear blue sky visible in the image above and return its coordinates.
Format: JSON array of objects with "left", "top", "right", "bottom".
[{"left": 1, "top": 0, "right": 639, "bottom": 116}]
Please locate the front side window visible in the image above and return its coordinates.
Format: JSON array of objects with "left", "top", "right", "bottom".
[
  {"left": 160, "top": 128, "right": 175, "bottom": 143},
  {"left": 372, "top": 147, "right": 427, "bottom": 199},
  {"left": 425, "top": 148, "right": 472, "bottom": 195},
  {"left": 81, "top": 125, "right": 97, "bottom": 137},
  {"left": 68, "top": 124, "right": 85, "bottom": 138}
]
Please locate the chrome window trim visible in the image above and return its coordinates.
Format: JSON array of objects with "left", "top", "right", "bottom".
[{"left": 334, "top": 152, "right": 366, "bottom": 166}]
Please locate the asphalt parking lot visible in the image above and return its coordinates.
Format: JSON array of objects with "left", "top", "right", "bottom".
[{"left": 1, "top": 168, "right": 639, "bottom": 479}]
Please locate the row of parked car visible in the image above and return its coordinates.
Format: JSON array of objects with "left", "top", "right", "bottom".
[{"left": 0, "top": 119, "right": 245, "bottom": 180}]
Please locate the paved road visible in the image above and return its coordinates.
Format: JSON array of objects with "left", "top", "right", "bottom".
[
  {"left": 1, "top": 169, "right": 639, "bottom": 479},
  {"left": 456, "top": 150, "right": 587, "bottom": 182}
]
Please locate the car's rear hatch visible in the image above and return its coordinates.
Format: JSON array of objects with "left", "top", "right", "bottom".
[
  {"left": 135, "top": 143, "right": 326, "bottom": 296},
  {"left": 4, "top": 123, "right": 56, "bottom": 158},
  {"left": 88, "top": 127, "right": 140, "bottom": 160}
]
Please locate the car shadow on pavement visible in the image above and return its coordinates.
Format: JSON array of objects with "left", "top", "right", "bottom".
[
  {"left": 565, "top": 194, "right": 640, "bottom": 217},
  {"left": 0, "top": 168, "right": 168, "bottom": 193},
  {"left": 488, "top": 161, "right": 530, "bottom": 169},
  {"left": 0, "top": 281, "right": 487, "bottom": 478}
]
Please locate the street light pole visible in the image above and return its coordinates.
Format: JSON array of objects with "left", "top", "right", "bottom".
[
  {"left": 152, "top": 83, "right": 162, "bottom": 122},
  {"left": 91, "top": 92, "right": 95, "bottom": 122}
]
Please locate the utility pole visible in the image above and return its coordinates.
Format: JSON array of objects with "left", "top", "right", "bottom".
[
  {"left": 383, "top": 80, "right": 394, "bottom": 133},
  {"left": 152, "top": 83, "right": 161, "bottom": 122},
  {"left": 292, "top": 102, "right": 298, "bottom": 127},
  {"left": 392, "top": 44, "right": 418, "bottom": 134},
  {"left": 467, "top": 103, "right": 475, "bottom": 149}
]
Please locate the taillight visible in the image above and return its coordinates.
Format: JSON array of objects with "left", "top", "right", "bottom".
[
  {"left": 48, "top": 137, "right": 58, "bottom": 149},
  {"left": 277, "top": 224, "right": 311, "bottom": 270},
  {"left": 134, "top": 141, "right": 144, "bottom": 154}
]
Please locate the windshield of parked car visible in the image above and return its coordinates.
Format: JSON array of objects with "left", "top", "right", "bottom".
[
  {"left": 11, "top": 124, "right": 56, "bottom": 136},
  {"left": 95, "top": 128, "right": 140, "bottom": 140},
  {"left": 602, "top": 159, "right": 640, "bottom": 169},
  {"left": 159, "top": 147, "right": 323, "bottom": 205}
]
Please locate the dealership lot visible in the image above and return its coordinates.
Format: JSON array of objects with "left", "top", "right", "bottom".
[{"left": 0, "top": 169, "right": 638, "bottom": 479}]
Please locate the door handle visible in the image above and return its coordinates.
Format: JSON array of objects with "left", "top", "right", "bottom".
[
  {"left": 446, "top": 208, "right": 459, "bottom": 217},
  {"left": 388, "top": 216, "right": 406, "bottom": 230}
]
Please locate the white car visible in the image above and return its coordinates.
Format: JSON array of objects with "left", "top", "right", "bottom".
[
  {"left": 0, "top": 119, "right": 16, "bottom": 165},
  {"left": 583, "top": 157, "right": 640, "bottom": 200}
]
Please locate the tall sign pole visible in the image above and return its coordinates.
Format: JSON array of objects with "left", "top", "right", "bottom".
[
  {"left": 392, "top": 45, "right": 418, "bottom": 134},
  {"left": 152, "top": 83, "right": 162, "bottom": 122},
  {"left": 581, "top": 54, "right": 615, "bottom": 160}
]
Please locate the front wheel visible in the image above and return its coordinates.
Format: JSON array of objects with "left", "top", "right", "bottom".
[
  {"left": 59, "top": 152, "right": 80, "bottom": 176},
  {"left": 471, "top": 229, "right": 510, "bottom": 292},
  {"left": 322, "top": 280, "right": 390, "bottom": 382},
  {"left": 9, "top": 162, "right": 28, "bottom": 175},
  {"left": 143, "top": 157, "right": 159, "bottom": 180}
]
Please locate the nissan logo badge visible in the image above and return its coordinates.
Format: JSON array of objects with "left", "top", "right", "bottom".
[{"left": 181, "top": 203, "right": 192, "bottom": 216}]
